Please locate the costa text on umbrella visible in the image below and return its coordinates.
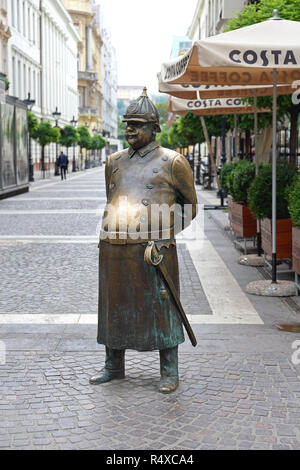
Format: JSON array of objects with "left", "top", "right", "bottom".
[
  {"left": 229, "top": 49, "right": 297, "bottom": 66},
  {"left": 187, "top": 98, "right": 241, "bottom": 108}
]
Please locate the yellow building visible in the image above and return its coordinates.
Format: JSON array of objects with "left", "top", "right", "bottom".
[
  {"left": 62, "top": 0, "right": 102, "bottom": 131},
  {"left": 0, "top": 0, "right": 11, "bottom": 81}
]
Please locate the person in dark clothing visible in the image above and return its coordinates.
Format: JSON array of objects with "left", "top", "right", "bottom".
[{"left": 58, "top": 151, "right": 68, "bottom": 180}]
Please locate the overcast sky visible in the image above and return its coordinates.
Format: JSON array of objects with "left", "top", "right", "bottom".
[{"left": 95, "top": 0, "right": 198, "bottom": 94}]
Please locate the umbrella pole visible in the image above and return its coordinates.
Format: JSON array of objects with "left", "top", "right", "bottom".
[
  {"left": 234, "top": 113, "right": 237, "bottom": 161},
  {"left": 253, "top": 90, "right": 262, "bottom": 256},
  {"left": 272, "top": 69, "right": 277, "bottom": 283}
]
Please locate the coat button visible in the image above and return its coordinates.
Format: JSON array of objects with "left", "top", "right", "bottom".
[
  {"left": 152, "top": 168, "right": 159, "bottom": 173},
  {"left": 109, "top": 183, "right": 115, "bottom": 189},
  {"left": 162, "top": 156, "right": 168, "bottom": 161},
  {"left": 146, "top": 184, "right": 154, "bottom": 189},
  {"left": 142, "top": 199, "right": 149, "bottom": 206},
  {"left": 140, "top": 215, "right": 147, "bottom": 222}
]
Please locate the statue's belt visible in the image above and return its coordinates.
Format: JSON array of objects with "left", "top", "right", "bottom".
[{"left": 144, "top": 241, "right": 197, "bottom": 347}]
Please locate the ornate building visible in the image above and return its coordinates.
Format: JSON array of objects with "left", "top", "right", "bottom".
[
  {"left": 7, "top": 0, "right": 80, "bottom": 176},
  {"left": 0, "top": 0, "right": 11, "bottom": 80},
  {"left": 62, "top": 0, "right": 102, "bottom": 131},
  {"left": 92, "top": 0, "right": 117, "bottom": 140}
]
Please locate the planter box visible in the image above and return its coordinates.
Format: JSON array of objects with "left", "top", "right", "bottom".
[
  {"left": 261, "top": 218, "right": 292, "bottom": 259},
  {"left": 230, "top": 200, "right": 257, "bottom": 238},
  {"left": 227, "top": 195, "right": 233, "bottom": 227},
  {"left": 292, "top": 226, "right": 300, "bottom": 275}
]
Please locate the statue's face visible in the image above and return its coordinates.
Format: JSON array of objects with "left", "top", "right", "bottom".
[{"left": 125, "top": 121, "right": 154, "bottom": 149}]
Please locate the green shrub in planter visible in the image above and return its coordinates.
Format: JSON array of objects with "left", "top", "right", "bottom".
[
  {"left": 220, "top": 161, "right": 238, "bottom": 194},
  {"left": 231, "top": 160, "right": 256, "bottom": 204},
  {"left": 248, "top": 163, "right": 298, "bottom": 220},
  {"left": 288, "top": 175, "right": 300, "bottom": 226}
]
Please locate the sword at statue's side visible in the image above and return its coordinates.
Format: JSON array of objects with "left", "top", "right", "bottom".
[{"left": 144, "top": 241, "right": 197, "bottom": 347}]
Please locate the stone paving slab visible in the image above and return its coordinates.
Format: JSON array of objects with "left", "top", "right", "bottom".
[{"left": 0, "top": 351, "right": 300, "bottom": 450}]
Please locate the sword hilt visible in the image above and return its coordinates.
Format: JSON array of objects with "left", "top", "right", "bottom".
[{"left": 144, "top": 241, "right": 163, "bottom": 266}]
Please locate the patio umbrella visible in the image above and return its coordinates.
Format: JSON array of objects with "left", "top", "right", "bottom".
[
  {"left": 158, "top": 73, "right": 294, "bottom": 100},
  {"left": 160, "top": 10, "right": 300, "bottom": 286}
]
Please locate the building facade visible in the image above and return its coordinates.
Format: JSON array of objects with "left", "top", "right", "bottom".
[
  {"left": 7, "top": 0, "right": 80, "bottom": 175},
  {"left": 62, "top": 0, "right": 102, "bottom": 131},
  {"left": 188, "top": 0, "right": 251, "bottom": 40},
  {"left": 92, "top": 1, "right": 117, "bottom": 140},
  {"left": 0, "top": 0, "right": 11, "bottom": 81}
]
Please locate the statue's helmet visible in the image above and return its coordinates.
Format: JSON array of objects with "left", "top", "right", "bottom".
[{"left": 123, "top": 87, "right": 161, "bottom": 133}]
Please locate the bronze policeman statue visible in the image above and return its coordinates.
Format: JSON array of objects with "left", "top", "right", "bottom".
[{"left": 89, "top": 88, "right": 197, "bottom": 393}]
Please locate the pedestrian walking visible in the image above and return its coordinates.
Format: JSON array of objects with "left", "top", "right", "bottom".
[
  {"left": 57, "top": 151, "right": 68, "bottom": 180},
  {"left": 89, "top": 88, "right": 197, "bottom": 394}
]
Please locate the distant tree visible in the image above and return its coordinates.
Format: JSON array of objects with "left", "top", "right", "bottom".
[
  {"left": 156, "top": 125, "right": 176, "bottom": 149},
  {"left": 59, "top": 125, "right": 79, "bottom": 157},
  {"left": 168, "top": 120, "right": 188, "bottom": 149},
  {"left": 77, "top": 126, "right": 92, "bottom": 166},
  {"left": 156, "top": 101, "right": 169, "bottom": 129},
  {"left": 91, "top": 134, "right": 107, "bottom": 159},
  {"left": 33, "top": 120, "right": 60, "bottom": 176},
  {"left": 28, "top": 111, "right": 38, "bottom": 139}
]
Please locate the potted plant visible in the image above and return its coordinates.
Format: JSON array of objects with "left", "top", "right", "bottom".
[
  {"left": 288, "top": 176, "right": 300, "bottom": 276},
  {"left": 221, "top": 160, "right": 257, "bottom": 238},
  {"left": 248, "top": 163, "right": 298, "bottom": 259}
]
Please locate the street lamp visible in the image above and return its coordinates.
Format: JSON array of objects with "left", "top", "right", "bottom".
[
  {"left": 23, "top": 93, "right": 35, "bottom": 182},
  {"left": 52, "top": 106, "right": 61, "bottom": 176},
  {"left": 70, "top": 115, "right": 78, "bottom": 172},
  {"left": 85, "top": 122, "right": 89, "bottom": 169}
]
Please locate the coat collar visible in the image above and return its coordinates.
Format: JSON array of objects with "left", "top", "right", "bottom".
[{"left": 128, "top": 141, "right": 160, "bottom": 158}]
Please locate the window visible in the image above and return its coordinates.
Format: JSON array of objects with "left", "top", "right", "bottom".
[
  {"left": 12, "top": 0, "right": 15, "bottom": 27},
  {"left": 22, "top": 1, "right": 26, "bottom": 37},
  {"left": 17, "top": 0, "right": 20, "bottom": 32},
  {"left": 28, "top": 67, "right": 31, "bottom": 94},
  {"left": 33, "top": 12, "right": 35, "bottom": 44},
  {"left": 28, "top": 7, "right": 30, "bottom": 41},
  {"left": 12, "top": 57, "right": 15, "bottom": 94},
  {"left": 18, "top": 59, "right": 21, "bottom": 97},
  {"left": 33, "top": 70, "right": 36, "bottom": 99},
  {"left": 37, "top": 72, "right": 40, "bottom": 106},
  {"left": 2, "top": 45, "right": 7, "bottom": 74},
  {"left": 23, "top": 63, "right": 26, "bottom": 98}
]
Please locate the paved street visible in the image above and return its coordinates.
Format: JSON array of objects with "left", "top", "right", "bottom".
[{"left": 1, "top": 167, "right": 300, "bottom": 450}]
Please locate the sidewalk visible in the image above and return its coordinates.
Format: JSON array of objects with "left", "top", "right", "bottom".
[{"left": 0, "top": 171, "right": 300, "bottom": 450}]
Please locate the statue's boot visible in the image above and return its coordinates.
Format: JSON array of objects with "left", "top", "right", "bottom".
[
  {"left": 158, "top": 346, "right": 179, "bottom": 394},
  {"left": 89, "top": 347, "right": 125, "bottom": 385}
]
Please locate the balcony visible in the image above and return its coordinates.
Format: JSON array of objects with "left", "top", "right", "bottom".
[
  {"left": 79, "top": 106, "right": 98, "bottom": 116},
  {"left": 78, "top": 71, "right": 98, "bottom": 81}
]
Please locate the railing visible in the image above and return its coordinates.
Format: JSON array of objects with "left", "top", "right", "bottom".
[
  {"left": 78, "top": 71, "right": 98, "bottom": 81},
  {"left": 79, "top": 106, "right": 98, "bottom": 115}
]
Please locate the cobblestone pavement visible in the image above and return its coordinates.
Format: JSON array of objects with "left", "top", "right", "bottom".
[
  {"left": 1, "top": 351, "right": 300, "bottom": 450},
  {"left": 1, "top": 167, "right": 300, "bottom": 450}
]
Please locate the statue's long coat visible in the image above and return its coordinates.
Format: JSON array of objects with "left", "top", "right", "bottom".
[{"left": 97, "top": 141, "right": 197, "bottom": 351}]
